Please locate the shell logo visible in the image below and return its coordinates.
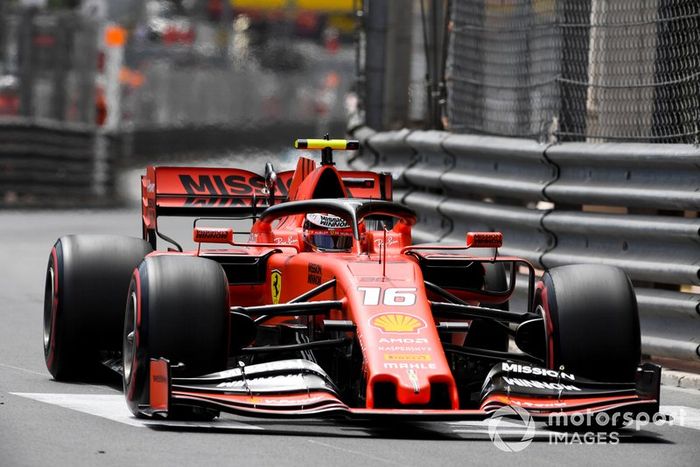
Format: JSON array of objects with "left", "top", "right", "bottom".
[{"left": 370, "top": 313, "right": 426, "bottom": 334}]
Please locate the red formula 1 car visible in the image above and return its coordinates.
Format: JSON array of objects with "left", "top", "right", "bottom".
[{"left": 43, "top": 138, "right": 660, "bottom": 423}]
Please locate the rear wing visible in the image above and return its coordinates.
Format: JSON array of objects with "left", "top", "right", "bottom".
[{"left": 141, "top": 165, "right": 392, "bottom": 248}]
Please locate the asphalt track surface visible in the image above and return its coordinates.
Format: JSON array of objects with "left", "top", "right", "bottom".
[{"left": 1, "top": 207, "right": 699, "bottom": 466}]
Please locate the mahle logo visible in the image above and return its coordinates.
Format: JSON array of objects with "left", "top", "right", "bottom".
[{"left": 488, "top": 405, "right": 536, "bottom": 452}]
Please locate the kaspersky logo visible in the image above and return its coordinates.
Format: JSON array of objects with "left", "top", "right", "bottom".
[{"left": 370, "top": 313, "right": 426, "bottom": 333}]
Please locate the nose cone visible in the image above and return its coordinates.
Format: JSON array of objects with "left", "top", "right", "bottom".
[
  {"left": 363, "top": 311, "right": 458, "bottom": 408},
  {"left": 343, "top": 261, "right": 459, "bottom": 409},
  {"left": 369, "top": 362, "right": 457, "bottom": 408}
]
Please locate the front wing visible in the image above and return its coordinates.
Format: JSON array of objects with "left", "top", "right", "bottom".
[{"left": 144, "top": 359, "right": 661, "bottom": 423}]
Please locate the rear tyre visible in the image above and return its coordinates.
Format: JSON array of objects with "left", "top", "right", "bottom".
[
  {"left": 123, "top": 256, "right": 230, "bottom": 419},
  {"left": 540, "top": 264, "right": 640, "bottom": 382},
  {"left": 43, "top": 235, "right": 152, "bottom": 381},
  {"left": 464, "top": 263, "right": 510, "bottom": 351}
]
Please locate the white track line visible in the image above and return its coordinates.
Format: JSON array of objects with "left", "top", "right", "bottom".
[
  {"left": 10, "top": 393, "right": 262, "bottom": 430},
  {"left": 662, "top": 385, "right": 700, "bottom": 396},
  {"left": 660, "top": 405, "right": 700, "bottom": 431},
  {"left": 0, "top": 363, "right": 49, "bottom": 377}
]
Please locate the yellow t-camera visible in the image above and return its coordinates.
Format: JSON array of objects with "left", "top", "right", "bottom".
[{"left": 294, "top": 139, "right": 360, "bottom": 150}]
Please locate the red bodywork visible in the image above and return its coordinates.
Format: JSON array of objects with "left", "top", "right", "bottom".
[{"left": 139, "top": 155, "right": 660, "bottom": 420}]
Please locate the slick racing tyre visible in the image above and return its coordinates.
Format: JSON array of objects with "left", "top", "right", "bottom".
[
  {"left": 539, "top": 264, "right": 640, "bottom": 382},
  {"left": 44, "top": 235, "right": 153, "bottom": 381},
  {"left": 464, "top": 262, "right": 510, "bottom": 352},
  {"left": 123, "top": 256, "right": 230, "bottom": 419}
]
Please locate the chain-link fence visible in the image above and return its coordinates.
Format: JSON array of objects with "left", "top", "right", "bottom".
[{"left": 446, "top": 0, "right": 699, "bottom": 143}]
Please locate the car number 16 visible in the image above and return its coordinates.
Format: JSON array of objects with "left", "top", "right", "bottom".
[{"left": 357, "top": 287, "right": 417, "bottom": 306}]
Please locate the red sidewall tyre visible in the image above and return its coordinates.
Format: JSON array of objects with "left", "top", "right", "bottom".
[
  {"left": 123, "top": 256, "right": 230, "bottom": 418},
  {"left": 43, "top": 235, "right": 152, "bottom": 381}
]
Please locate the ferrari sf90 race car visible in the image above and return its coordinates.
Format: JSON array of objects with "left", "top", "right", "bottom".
[{"left": 43, "top": 138, "right": 661, "bottom": 424}]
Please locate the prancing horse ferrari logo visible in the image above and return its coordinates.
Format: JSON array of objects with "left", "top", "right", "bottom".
[{"left": 271, "top": 270, "right": 282, "bottom": 304}]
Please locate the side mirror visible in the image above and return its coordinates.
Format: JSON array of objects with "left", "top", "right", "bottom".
[
  {"left": 466, "top": 232, "right": 503, "bottom": 249},
  {"left": 264, "top": 162, "right": 277, "bottom": 206},
  {"left": 193, "top": 227, "right": 234, "bottom": 244}
]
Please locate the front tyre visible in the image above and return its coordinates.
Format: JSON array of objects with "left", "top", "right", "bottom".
[
  {"left": 123, "top": 256, "right": 230, "bottom": 418},
  {"left": 44, "top": 235, "right": 152, "bottom": 380},
  {"left": 539, "top": 264, "right": 640, "bottom": 382}
]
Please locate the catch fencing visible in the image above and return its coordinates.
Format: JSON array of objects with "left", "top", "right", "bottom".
[
  {"left": 350, "top": 126, "right": 700, "bottom": 363},
  {"left": 446, "top": 0, "right": 699, "bottom": 143}
]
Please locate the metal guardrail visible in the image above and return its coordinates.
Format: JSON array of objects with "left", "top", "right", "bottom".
[
  {"left": 0, "top": 119, "right": 113, "bottom": 205},
  {"left": 350, "top": 126, "right": 700, "bottom": 363},
  {"left": 545, "top": 143, "right": 700, "bottom": 210}
]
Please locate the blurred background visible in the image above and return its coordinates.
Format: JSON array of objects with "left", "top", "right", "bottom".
[
  {"left": 0, "top": 0, "right": 356, "bottom": 139},
  {"left": 0, "top": 0, "right": 364, "bottom": 204}
]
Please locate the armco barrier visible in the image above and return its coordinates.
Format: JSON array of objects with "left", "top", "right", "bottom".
[
  {"left": 364, "top": 129, "right": 414, "bottom": 188},
  {"left": 404, "top": 191, "right": 451, "bottom": 244},
  {"left": 541, "top": 211, "right": 700, "bottom": 286},
  {"left": 350, "top": 126, "right": 700, "bottom": 363},
  {"left": 544, "top": 143, "right": 700, "bottom": 211},
  {"left": 441, "top": 134, "right": 554, "bottom": 201},
  {"left": 0, "top": 119, "right": 113, "bottom": 205},
  {"left": 440, "top": 133, "right": 555, "bottom": 266},
  {"left": 637, "top": 287, "right": 700, "bottom": 361},
  {"left": 440, "top": 199, "right": 552, "bottom": 265},
  {"left": 403, "top": 131, "right": 452, "bottom": 244}
]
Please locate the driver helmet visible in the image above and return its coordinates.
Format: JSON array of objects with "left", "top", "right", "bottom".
[{"left": 303, "top": 213, "right": 353, "bottom": 251}]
